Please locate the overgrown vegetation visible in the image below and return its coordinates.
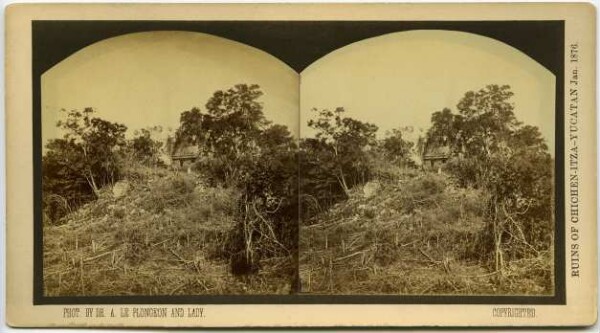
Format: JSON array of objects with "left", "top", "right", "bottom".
[
  {"left": 300, "top": 84, "right": 554, "bottom": 295},
  {"left": 43, "top": 84, "right": 297, "bottom": 295},
  {"left": 174, "top": 84, "right": 298, "bottom": 287},
  {"left": 43, "top": 108, "right": 128, "bottom": 223},
  {"left": 43, "top": 83, "right": 553, "bottom": 296}
]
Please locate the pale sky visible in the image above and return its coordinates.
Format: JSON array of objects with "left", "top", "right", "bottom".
[
  {"left": 300, "top": 30, "right": 556, "bottom": 151},
  {"left": 42, "top": 31, "right": 300, "bottom": 146},
  {"left": 43, "top": 30, "right": 555, "bottom": 153}
]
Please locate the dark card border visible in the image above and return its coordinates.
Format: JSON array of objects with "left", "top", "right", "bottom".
[{"left": 33, "top": 20, "right": 565, "bottom": 305}]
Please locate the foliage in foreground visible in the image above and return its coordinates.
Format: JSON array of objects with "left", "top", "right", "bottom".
[
  {"left": 42, "top": 82, "right": 554, "bottom": 295},
  {"left": 432, "top": 85, "right": 554, "bottom": 271},
  {"left": 44, "top": 168, "right": 292, "bottom": 296},
  {"left": 175, "top": 84, "right": 298, "bottom": 283},
  {"left": 300, "top": 84, "right": 554, "bottom": 295},
  {"left": 43, "top": 84, "right": 299, "bottom": 293},
  {"left": 300, "top": 171, "right": 553, "bottom": 295}
]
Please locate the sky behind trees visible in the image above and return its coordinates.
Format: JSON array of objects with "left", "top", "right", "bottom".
[
  {"left": 42, "top": 30, "right": 555, "bottom": 152},
  {"left": 42, "top": 31, "right": 300, "bottom": 144},
  {"left": 300, "top": 30, "right": 555, "bottom": 150}
]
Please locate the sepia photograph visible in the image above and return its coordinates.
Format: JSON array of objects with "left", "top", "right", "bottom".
[
  {"left": 41, "top": 31, "right": 300, "bottom": 296},
  {"left": 39, "top": 26, "right": 559, "bottom": 299},
  {"left": 5, "top": 2, "right": 597, "bottom": 328},
  {"left": 299, "top": 30, "right": 556, "bottom": 296}
]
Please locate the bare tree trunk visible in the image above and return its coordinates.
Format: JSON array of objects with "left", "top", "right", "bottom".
[
  {"left": 492, "top": 197, "right": 504, "bottom": 274},
  {"left": 243, "top": 200, "right": 253, "bottom": 263},
  {"left": 332, "top": 145, "right": 350, "bottom": 197},
  {"left": 335, "top": 171, "right": 350, "bottom": 197},
  {"left": 80, "top": 145, "right": 100, "bottom": 196},
  {"left": 84, "top": 171, "right": 100, "bottom": 197}
]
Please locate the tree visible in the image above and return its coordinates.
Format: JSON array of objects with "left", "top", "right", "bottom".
[
  {"left": 176, "top": 84, "right": 270, "bottom": 185},
  {"left": 128, "top": 126, "right": 164, "bottom": 166},
  {"left": 43, "top": 108, "right": 127, "bottom": 223},
  {"left": 304, "top": 107, "right": 378, "bottom": 197},
  {"left": 427, "top": 85, "right": 553, "bottom": 272},
  {"left": 245, "top": 124, "right": 299, "bottom": 259},
  {"left": 54, "top": 107, "right": 127, "bottom": 195},
  {"left": 482, "top": 125, "right": 553, "bottom": 263},
  {"left": 380, "top": 128, "right": 415, "bottom": 166},
  {"left": 174, "top": 107, "right": 206, "bottom": 147},
  {"left": 456, "top": 84, "right": 519, "bottom": 159},
  {"left": 426, "top": 107, "right": 463, "bottom": 154},
  {"left": 43, "top": 139, "right": 95, "bottom": 223},
  {"left": 175, "top": 84, "right": 298, "bottom": 280}
]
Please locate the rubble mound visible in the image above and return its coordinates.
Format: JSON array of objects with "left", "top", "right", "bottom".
[
  {"left": 43, "top": 167, "right": 291, "bottom": 296},
  {"left": 300, "top": 171, "right": 552, "bottom": 295}
]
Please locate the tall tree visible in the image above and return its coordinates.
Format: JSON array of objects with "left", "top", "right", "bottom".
[
  {"left": 175, "top": 84, "right": 298, "bottom": 280},
  {"left": 176, "top": 84, "right": 270, "bottom": 184},
  {"left": 456, "top": 84, "right": 520, "bottom": 159},
  {"left": 43, "top": 108, "right": 127, "bottom": 223},
  {"left": 431, "top": 85, "right": 553, "bottom": 272},
  {"left": 380, "top": 128, "right": 415, "bottom": 166},
  {"left": 426, "top": 107, "right": 463, "bottom": 154},
  {"left": 305, "top": 107, "right": 378, "bottom": 196},
  {"left": 54, "top": 107, "right": 127, "bottom": 195}
]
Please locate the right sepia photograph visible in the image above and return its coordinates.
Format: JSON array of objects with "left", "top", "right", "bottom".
[{"left": 299, "top": 30, "right": 556, "bottom": 296}]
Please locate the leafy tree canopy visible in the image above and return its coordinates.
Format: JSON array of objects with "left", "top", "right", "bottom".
[
  {"left": 380, "top": 128, "right": 414, "bottom": 165},
  {"left": 427, "top": 84, "right": 553, "bottom": 268},
  {"left": 43, "top": 108, "right": 127, "bottom": 223},
  {"left": 304, "top": 107, "right": 378, "bottom": 197}
]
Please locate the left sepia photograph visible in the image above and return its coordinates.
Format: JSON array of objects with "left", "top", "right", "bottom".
[{"left": 41, "top": 31, "right": 300, "bottom": 296}]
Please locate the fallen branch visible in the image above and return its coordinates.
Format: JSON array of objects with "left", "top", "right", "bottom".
[
  {"left": 169, "top": 248, "right": 190, "bottom": 264},
  {"left": 84, "top": 250, "right": 116, "bottom": 263},
  {"left": 400, "top": 240, "right": 419, "bottom": 248},
  {"left": 454, "top": 270, "right": 502, "bottom": 278},
  {"left": 169, "top": 283, "right": 185, "bottom": 295},
  {"left": 334, "top": 250, "right": 366, "bottom": 262},
  {"left": 418, "top": 248, "right": 438, "bottom": 264},
  {"left": 151, "top": 239, "right": 170, "bottom": 248}
]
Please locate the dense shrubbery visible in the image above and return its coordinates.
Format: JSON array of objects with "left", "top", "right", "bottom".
[
  {"left": 173, "top": 84, "right": 298, "bottom": 280},
  {"left": 299, "top": 107, "right": 416, "bottom": 220},
  {"left": 42, "top": 108, "right": 128, "bottom": 224},
  {"left": 434, "top": 85, "right": 554, "bottom": 271},
  {"left": 42, "top": 109, "right": 166, "bottom": 225},
  {"left": 43, "top": 83, "right": 554, "bottom": 295},
  {"left": 301, "top": 84, "right": 554, "bottom": 294}
]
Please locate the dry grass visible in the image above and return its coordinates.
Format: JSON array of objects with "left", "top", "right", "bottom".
[
  {"left": 43, "top": 167, "right": 292, "bottom": 296},
  {"left": 299, "top": 171, "right": 554, "bottom": 295},
  {"left": 43, "top": 165, "right": 553, "bottom": 296}
]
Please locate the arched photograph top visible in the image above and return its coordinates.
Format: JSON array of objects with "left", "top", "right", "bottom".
[
  {"left": 6, "top": 2, "right": 596, "bottom": 328},
  {"left": 39, "top": 22, "right": 559, "bottom": 299},
  {"left": 300, "top": 30, "right": 556, "bottom": 296}
]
